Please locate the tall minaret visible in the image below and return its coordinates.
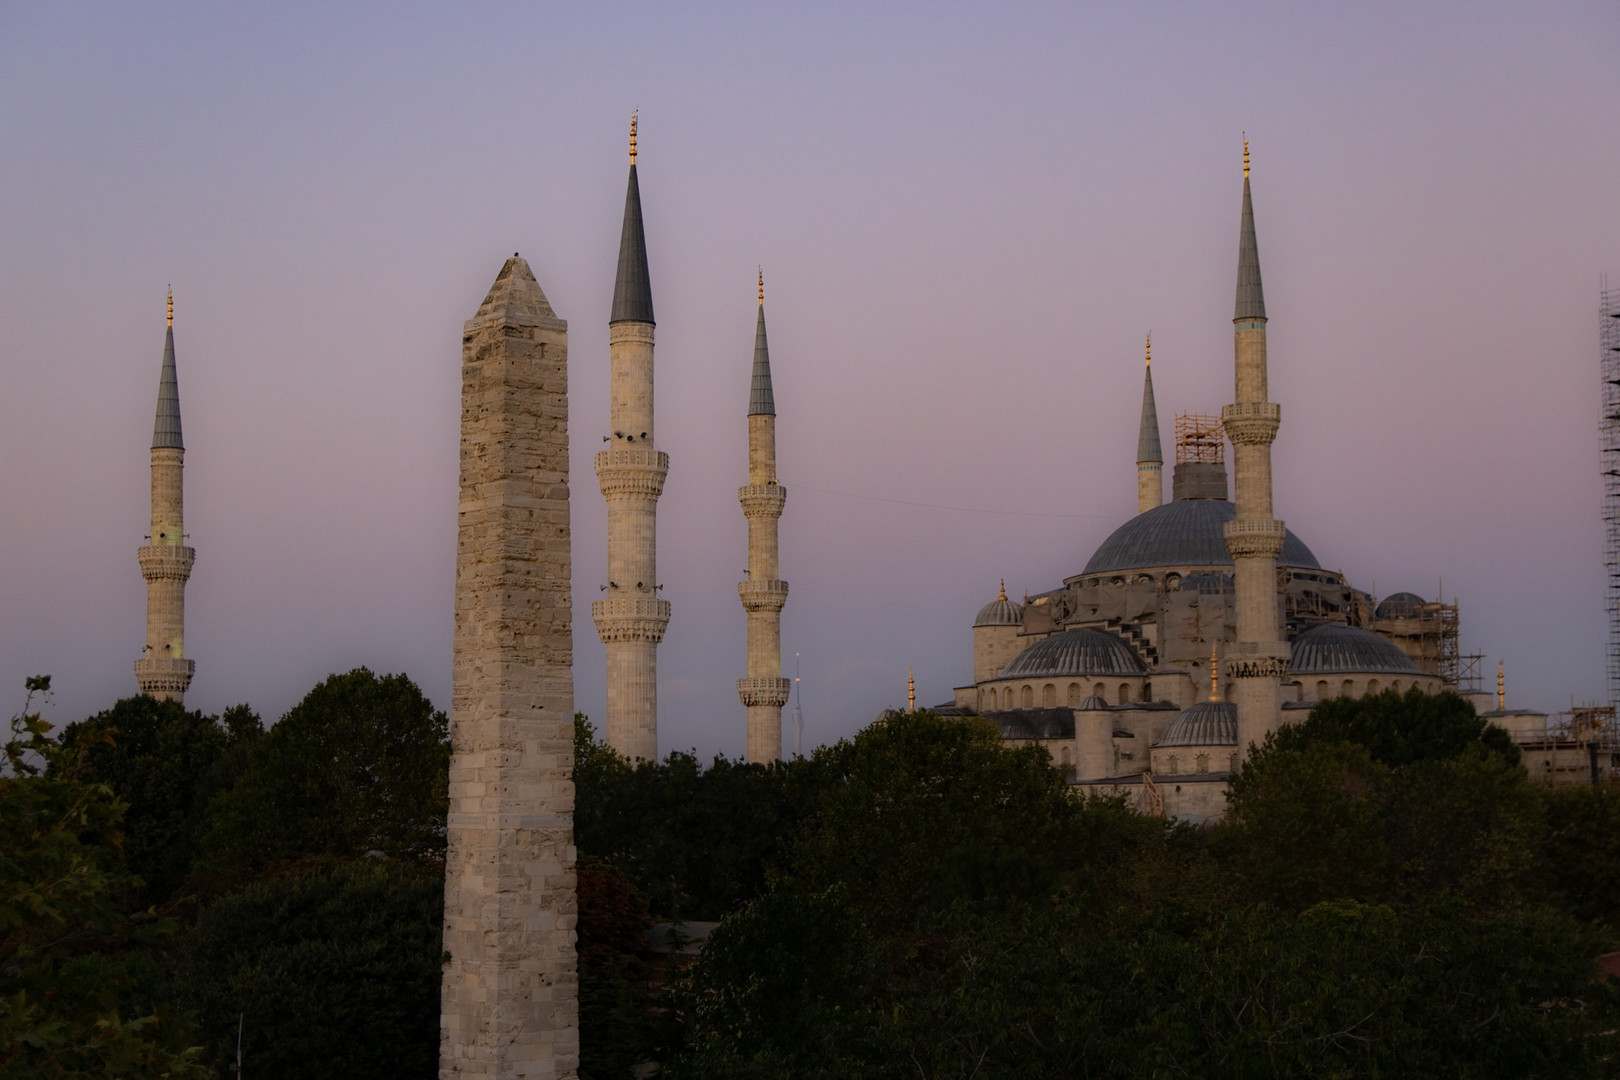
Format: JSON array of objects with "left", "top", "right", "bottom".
[
  {"left": 593, "top": 113, "right": 669, "bottom": 761},
  {"left": 737, "top": 271, "right": 791, "bottom": 763},
  {"left": 1221, "top": 141, "right": 1287, "bottom": 754},
  {"left": 134, "top": 289, "right": 196, "bottom": 702},
  {"left": 1136, "top": 332, "right": 1163, "bottom": 514}
]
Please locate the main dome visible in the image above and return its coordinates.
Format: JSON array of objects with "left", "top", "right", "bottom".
[
  {"left": 1082, "top": 499, "right": 1320, "bottom": 576},
  {"left": 1288, "top": 624, "right": 1420, "bottom": 675},
  {"left": 1156, "top": 700, "right": 1238, "bottom": 747},
  {"left": 998, "top": 629, "right": 1147, "bottom": 678}
]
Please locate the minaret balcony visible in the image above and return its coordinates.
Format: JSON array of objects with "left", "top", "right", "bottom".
[
  {"left": 738, "top": 578, "right": 789, "bottom": 612},
  {"left": 737, "top": 484, "right": 787, "bottom": 517},
  {"left": 1222, "top": 518, "right": 1287, "bottom": 559},
  {"left": 1220, "top": 402, "right": 1281, "bottom": 445},
  {"left": 592, "top": 596, "right": 671, "bottom": 643},
  {"left": 737, "top": 677, "right": 792, "bottom": 708},
  {"left": 138, "top": 544, "right": 195, "bottom": 582},
  {"left": 596, "top": 448, "right": 669, "bottom": 498},
  {"left": 134, "top": 655, "right": 195, "bottom": 694}
]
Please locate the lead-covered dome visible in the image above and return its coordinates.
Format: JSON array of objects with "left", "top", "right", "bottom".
[
  {"left": 974, "top": 583, "right": 1024, "bottom": 627},
  {"left": 1374, "top": 592, "right": 1426, "bottom": 620},
  {"left": 999, "top": 630, "right": 1146, "bottom": 678},
  {"left": 1156, "top": 700, "right": 1237, "bottom": 747},
  {"left": 1081, "top": 499, "right": 1320, "bottom": 576},
  {"left": 1288, "top": 624, "right": 1419, "bottom": 675}
]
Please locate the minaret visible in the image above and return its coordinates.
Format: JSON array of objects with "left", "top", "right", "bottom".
[
  {"left": 737, "top": 271, "right": 791, "bottom": 763},
  {"left": 134, "top": 289, "right": 196, "bottom": 702},
  {"left": 593, "top": 113, "right": 669, "bottom": 761},
  {"left": 440, "top": 254, "right": 578, "bottom": 1078},
  {"left": 1137, "top": 332, "right": 1164, "bottom": 513},
  {"left": 1221, "top": 140, "right": 1287, "bottom": 755}
]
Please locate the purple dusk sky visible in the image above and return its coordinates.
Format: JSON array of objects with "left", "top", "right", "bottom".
[{"left": 1, "top": 3, "right": 1616, "bottom": 755}]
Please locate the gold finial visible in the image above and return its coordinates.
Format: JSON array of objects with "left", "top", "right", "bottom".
[
  {"left": 1209, "top": 642, "right": 1220, "bottom": 701},
  {"left": 1497, "top": 660, "right": 1505, "bottom": 710},
  {"left": 1145, "top": 331, "right": 1151, "bottom": 367},
  {"left": 166, "top": 287, "right": 173, "bottom": 327},
  {"left": 998, "top": 579, "right": 1007, "bottom": 602},
  {"left": 629, "top": 110, "right": 638, "bottom": 164},
  {"left": 1243, "top": 136, "right": 1250, "bottom": 179},
  {"left": 907, "top": 668, "right": 916, "bottom": 711},
  {"left": 758, "top": 267, "right": 764, "bottom": 306}
]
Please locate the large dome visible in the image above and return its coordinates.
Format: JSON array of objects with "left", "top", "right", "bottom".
[
  {"left": 974, "top": 588, "right": 1024, "bottom": 627},
  {"left": 1156, "top": 700, "right": 1238, "bottom": 747},
  {"left": 1081, "top": 499, "right": 1320, "bottom": 576},
  {"left": 1374, "top": 592, "right": 1426, "bottom": 619},
  {"left": 998, "top": 629, "right": 1146, "bottom": 679},
  {"left": 1288, "top": 624, "right": 1419, "bottom": 676}
]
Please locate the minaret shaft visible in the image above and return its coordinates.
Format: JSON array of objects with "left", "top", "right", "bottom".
[
  {"left": 738, "top": 298, "right": 789, "bottom": 762},
  {"left": 1136, "top": 339, "right": 1164, "bottom": 514},
  {"left": 135, "top": 316, "right": 194, "bottom": 702}
]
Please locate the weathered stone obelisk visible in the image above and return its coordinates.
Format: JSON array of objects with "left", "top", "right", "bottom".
[
  {"left": 737, "top": 271, "right": 791, "bottom": 762},
  {"left": 440, "top": 255, "right": 578, "bottom": 1079},
  {"left": 1222, "top": 141, "right": 1287, "bottom": 757},
  {"left": 593, "top": 114, "right": 669, "bottom": 761},
  {"left": 135, "top": 289, "right": 196, "bottom": 703}
]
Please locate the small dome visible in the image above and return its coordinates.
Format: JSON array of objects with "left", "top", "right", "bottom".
[
  {"left": 1156, "top": 700, "right": 1238, "bottom": 747},
  {"left": 1374, "top": 592, "right": 1427, "bottom": 620},
  {"left": 974, "top": 582, "right": 1024, "bottom": 627},
  {"left": 1075, "top": 695, "right": 1112, "bottom": 712},
  {"left": 1082, "top": 499, "right": 1320, "bottom": 576},
  {"left": 999, "top": 630, "right": 1146, "bottom": 679},
  {"left": 1289, "top": 624, "right": 1419, "bottom": 676}
]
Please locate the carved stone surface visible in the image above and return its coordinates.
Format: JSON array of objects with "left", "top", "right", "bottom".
[{"left": 737, "top": 676, "right": 792, "bottom": 707}]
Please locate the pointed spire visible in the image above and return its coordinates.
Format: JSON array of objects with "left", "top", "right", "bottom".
[
  {"left": 475, "top": 254, "right": 561, "bottom": 324},
  {"left": 998, "top": 579, "right": 1007, "bottom": 602},
  {"left": 749, "top": 272, "right": 775, "bottom": 416},
  {"left": 153, "top": 291, "right": 183, "bottom": 450},
  {"left": 1497, "top": 660, "right": 1505, "bottom": 710},
  {"left": 610, "top": 113, "right": 655, "bottom": 325},
  {"left": 1137, "top": 333, "right": 1162, "bottom": 466},
  {"left": 907, "top": 668, "right": 916, "bottom": 711},
  {"left": 1234, "top": 140, "right": 1267, "bottom": 322}
]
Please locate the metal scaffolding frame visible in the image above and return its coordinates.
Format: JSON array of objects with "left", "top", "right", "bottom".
[{"left": 1602, "top": 285, "right": 1620, "bottom": 720}]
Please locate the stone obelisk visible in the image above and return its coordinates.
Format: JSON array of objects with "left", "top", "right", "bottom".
[
  {"left": 440, "top": 255, "right": 577, "bottom": 1080},
  {"left": 593, "top": 113, "right": 669, "bottom": 761},
  {"left": 135, "top": 289, "right": 196, "bottom": 703},
  {"left": 737, "top": 271, "right": 791, "bottom": 762},
  {"left": 1222, "top": 141, "right": 1287, "bottom": 756}
]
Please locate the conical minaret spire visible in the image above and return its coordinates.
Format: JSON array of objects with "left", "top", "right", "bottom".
[
  {"left": 1221, "top": 139, "right": 1286, "bottom": 757},
  {"left": 134, "top": 289, "right": 196, "bottom": 702},
  {"left": 738, "top": 270, "right": 791, "bottom": 761},
  {"left": 1136, "top": 332, "right": 1163, "bottom": 513},
  {"left": 594, "top": 113, "right": 670, "bottom": 760}
]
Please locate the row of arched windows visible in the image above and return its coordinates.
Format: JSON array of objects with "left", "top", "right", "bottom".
[
  {"left": 983, "top": 681, "right": 1144, "bottom": 711},
  {"left": 1309, "top": 678, "right": 1403, "bottom": 700}
]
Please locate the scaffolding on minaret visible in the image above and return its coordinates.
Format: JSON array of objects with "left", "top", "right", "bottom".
[
  {"left": 1174, "top": 412, "right": 1224, "bottom": 464},
  {"left": 1601, "top": 281, "right": 1620, "bottom": 723}
]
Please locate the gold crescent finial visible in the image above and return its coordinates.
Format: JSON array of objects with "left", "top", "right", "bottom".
[
  {"left": 1145, "top": 331, "right": 1151, "bottom": 367},
  {"left": 907, "top": 667, "right": 916, "bottom": 711},
  {"left": 629, "top": 110, "right": 638, "bottom": 164},
  {"left": 998, "top": 578, "right": 1007, "bottom": 602},
  {"left": 1497, "top": 660, "right": 1505, "bottom": 710},
  {"left": 1243, "top": 135, "right": 1250, "bottom": 179},
  {"left": 1209, "top": 642, "right": 1220, "bottom": 701},
  {"left": 166, "top": 287, "right": 173, "bottom": 328},
  {"left": 758, "top": 267, "right": 764, "bottom": 306}
]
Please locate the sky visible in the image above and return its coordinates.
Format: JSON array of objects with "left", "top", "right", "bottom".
[{"left": 1, "top": 2, "right": 1617, "bottom": 756}]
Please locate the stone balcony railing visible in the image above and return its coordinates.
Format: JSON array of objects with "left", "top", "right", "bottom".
[
  {"left": 1220, "top": 401, "right": 1281, "bottom": 445},
  {"left": 137, "top": 544, "right": 195, "bottom": 582},
  {"left": 134, "top": 655, "right": 195, "bottom": 694},
  {"left": 592, "top": 596, "right": 671, "bottom": 643},
  {"left": 737, "top": 677, "right": 792, "bottom": 707},
  {"left": 595, "top": 448, "right": 669, "bottom": 498},
  {"left": 737, "top": 578, "right": 789, "bottom": 612},
  {"left": 737, "top": 483, "right": 787, "bottom": 517},
  {"left": 1223, "top": 518, "right": 1286, "bottom": 559}
]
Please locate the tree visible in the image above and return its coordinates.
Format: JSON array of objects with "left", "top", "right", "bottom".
[
  {"left": 1271, "top": 686, "right": 1519, "bottom": 768},
  {"left": 57, "top": 695, "right": 260, "bottom": 906},
  {"left": 197, "top": 668, "right": 448, "bottom": 869}
]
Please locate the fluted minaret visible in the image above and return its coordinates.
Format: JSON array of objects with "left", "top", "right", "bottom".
[
  {"left": 737, "top": 271, "right": 791, "bottom": 763},
  {"left": 593, "top": 114, "right": 669, "bottom": 761},
  {"left": 134, "top": 290, "right": 196, "bottom": 702},
  {"left": 1136, "top": 332, "right": 1163, "bottom": 513},
  {"left": 1221, "top": 141, "right": 1286, "bottom": 755}
]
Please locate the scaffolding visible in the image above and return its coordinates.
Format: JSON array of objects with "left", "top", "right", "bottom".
[
  {"left": 1603, "top": 284, "right": 1620, "bottom": 713},
  {"left": 1175, "top": 413, "right": 1224, "bottom": 464}
]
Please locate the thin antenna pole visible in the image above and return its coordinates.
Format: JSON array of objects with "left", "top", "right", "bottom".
[
  {"left": 236, "top": 1013, "right": 244, "bottom": 1077},
  {"left": 792, "top": 653, "right": 803, "bottom": 758}
]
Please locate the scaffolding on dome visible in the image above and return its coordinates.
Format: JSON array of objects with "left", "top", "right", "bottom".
[
  {"left": 1175, "top": 413, "right": 1224, "bottom": 464},
  {"left": 1603, "top": 284, "right": 1620, "bottom": 719}
]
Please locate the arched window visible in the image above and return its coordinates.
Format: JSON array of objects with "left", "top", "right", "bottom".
[
  {"left": 1228, "top": 753, "right": 1238, "bottom": 771},
  {"left": 1196, "top": 753, "right": 1210, "bottom": 774},
  {"left": 1342, "top": 679, "right": 1354, "bottom": 698},
  {"left": 1367, "top": 679, "right": 1380, "bottom": 695},
  {"left": 1316, "top": 680, "right": 1329, "bottom": 700},
  {"left": 1059, "top": 746, "right": 1071, "bottom": 767},
  {"left": 1118, "top": 683, "right": 1132, "bottom": 704},
  {"left": 1392, "top": 680, "right": 1402, "bottom": 693},
  {"left": 1067, "top": 682, "right": 1082, "bottom": 706},
  {"left": 1093, "top": 682, "right": 1106, "bottom": 699},
  {"left": 1043, "top": 683, "right": 1056, "bottom": 708},
  {"left": 1142, "top": 680, "right": 1152, "bottom": 701},
  {"left": 1021, "top": 685, "right": 1034, "bottom": 708},
  {"left": 1167, "top": 754, "right": 1180, "bottom": 775}
]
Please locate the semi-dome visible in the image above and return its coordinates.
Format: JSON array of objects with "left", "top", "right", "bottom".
[
  {"left": 974, "top": 582, "right": 1024, "bottom": 627},
  {"left": 998, "top": 629, "right": 1146, "bottom": 679},
  {"left": 1081, "top": 499, "right": 1320, "bottom": 576},
  {"left": 1288, "top": 624, "right": 1419, "bottom": 676},
  {"left": 1374, "top": 592, "right": 1427, "bottom": 620},
  {"left": 1156, "top": 700, "right": 1237, "bottom": 747},
  {"left": 1074, "top": 694, "right": 1113, "bottom": 712}
]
